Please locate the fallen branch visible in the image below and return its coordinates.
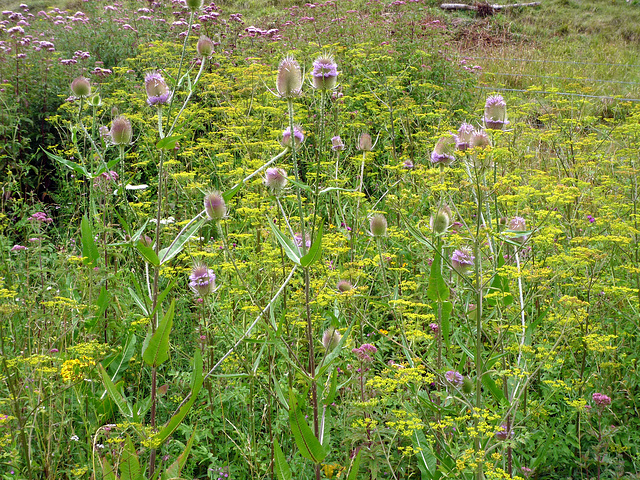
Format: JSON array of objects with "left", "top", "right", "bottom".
[{"left": 440, "top": 2, "right": 541, "bottom": 11}]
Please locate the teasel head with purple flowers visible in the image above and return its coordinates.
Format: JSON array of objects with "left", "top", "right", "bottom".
[
  {"left": 109, "top": 115, "right": 133, "bottom": 146},
  {"left": 145, "top": 71, "right": 172, "bottom": 107},
  {"left": 431, "top": 135, "right": 456, "bottom": 166},
  {"left": 204, "top": 192, "right": 226, "bottom": 221},
  {"left": 276, "top": 56, "right": 302, "bottom": 98},
  {"left": 189, "top": 263, "right": 216, "bottom": 298},
  {"left": 484, "top": 94, "right": 509, "bottom": 130},
  {"left": 311, "top": 54, "right": 338, "bottom": 90},
  {"left": 264, "top": 167, "right": 288, "bottom": 194},
  {"left": 451, "top": 247, "right": 475, "bottom": 274},
  {"left": 281, "top": 126, "right": 304, "bottom": 148},
  {"left": 455, "top": 122, "right": 475, "bottom": 151}
]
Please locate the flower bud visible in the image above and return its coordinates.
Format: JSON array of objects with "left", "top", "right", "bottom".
[
  {"left": 281, "top": 126, "right": 304, "bottom": 147},
  {"left": 430, "top": 205, "right": 452, "bottom": 235},
  {"left": 484, "top": 94, "right": 509, "bottom": 130},
  {"left": 71, "top": 76, "right": 91, "bottom": 97},
  {"left": 145, "top": 71, "right": 172, "bottom": 106},
  {"left": 311, "top": 54, "right": 338, "bottom": 90},
  {"left": 322, "top": 327, "right": 341, "bottom": 351},
  {"left": 276, "top": 56, "right": 302, "bottom": 98},
  {"left": 358, "top": 133, "right": 373, "bottom": 152},
  {"left": 431, "top": 135, "right": 456, "bottom": 166},
  {"left": 109, "top": 115, "right": 133, "bottom": 145},
  {"left": 451, "top": 247, "right": 474, "bottom": 274},
  {"left": 185, "top": 0, "right": 204, "bottom": 10},
  {"left": 264, "top": 167, "right": 288, "bottom": 193},
  {"left": 189, "top": 263, "right": 216, "bottom": 297},
  {"left": 462, "top": 376, "right": 473, "bottom": 394},
  {"left": 204, "top": 192, "right": 226, "bottom": 221},
  {"left": 139, "top": 235, "right": 153, "bottom": 248},
  {"left": 370, "top": 214, "right": 387, "bottom": 237},
  {"left": 197, "top": 35, "right": 214, "bottom": 57}
]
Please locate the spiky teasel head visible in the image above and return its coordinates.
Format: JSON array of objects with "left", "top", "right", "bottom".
[
  {"left": 331, "top": 135, "right": 345, "bottom": 151},
  {"left": 281, "top": 126, "right": 304, "bottom": 147},
  {"left": 431, "top": 135, "right": 456, "bottom": 166},
  {"left": 185, "top": 0, "right": 203, "bottom": 11},
  {"left": 455, "top": 122, "right": 475, "bottom": 151},
  {"left": 358, "top": 133, "right": 373, "bottom": 152},
  {"left": 71, "top": 76, "right": 91, "bottom": 97},
  {"left": 109, "top": 115, "right": 133, "bottom": 145},
  {"left": 507, "top": 216, "right": 528, "bottom": 244},
  {"left": 484, "top": 94, "right": 509, "bottom": 130},
  {"left": 204, "top": 191, "right": 226, "bottom": 221},
  {"left": 322, "top": 327, "right": 341, "bottom": 351},
  {"left": 145, "top": 71, "right": 172, "bottom": 106},
  {"left": 196, "top": 35, "right": 215, "bottom": 57},
  {"left": 336, "top": 279, "right": 352, "bottom": 293},
  {"left": 445, "top": 370, "right": 464, "bottom": 387},
  {"left": 430, "top": 205, "right": 453, "bottom": 235},
  {"left": 451, "top": 247, "right": 474, "bottom": 274},
  {"left": 264, "top": 167, "right": 288, "bottom": 193},
  {"left": 311, "top": 53, "right": 338, "bottom": 90},
  {"left": 189, "top": 263, "right": 216, "bottom": 297},
  {"left": 276, "top": 56, "right": 302, "bottom": 98},
  {"left": 369, "top": 213, "right": 387, "bottom": 237}
]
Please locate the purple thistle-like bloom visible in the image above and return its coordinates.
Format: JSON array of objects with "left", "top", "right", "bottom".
[
  {"left": 431, "top": 135, "right": 456, "bottom": 166},
  {"left": 429, "top": 322, "right": 439, "bottom": 333},
  {"left": 331, "top": 135, "right": 345, "bottom": 151},
  {"left": 294, "top": 232, "right": 311, "bottom": 249},
  {"left": 264, "top": 167, "right": 288, "bottom": 193},
  {"left": 337, "top": 279, "right": 352, "bottom": 292},
  {"left": 145, "top": 71, "right": 172, "bottom": 106},
  {"left": 495, "top": 423, "right": 511, "bottom": 440},
  {"left": 109, "top": 115, "right": 133, "bottom": 145},
  {"left": 11, "top": 244, "right": 27, "bottom": 252},
  {"left": 28, "top": 212, "right": 53, "bottom": 224},
  {"left": 484, "top": 94, "right": 509, "bottom": 130},
  {"left": 282, "top": 126, "right": 304, "bottom": 147},
  {"left": 586, "top": 214, "right": 596, "bottom": 224},
  {"left": 189, "top": 264, "right": 216, "bottom": 297},
  {"left": 445, "top": 370, "right": 463, "bottom": 387},
  {"left": 452, "top": 247, "right": 474, "bottom": 273},
  {"left": 93, "top": 171, "right": 119, "bottom": 192},
  {"left": 276, "top": 56, "right": 302, "bottom": 98},
  {"left": 204, "top": 192, "right": 226, "bottom": 221},
  {"left": 592, "top": 392, "right": 611, "bottom": 407},
  {"left": 311, "top": 54, "right": 338, "bottom": 90},
  {"left": 455, "top": 122, "right": 474, "bottom": 151}
]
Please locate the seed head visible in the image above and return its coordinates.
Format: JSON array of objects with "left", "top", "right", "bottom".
[
  {"left": 71, "top": 76, "right": 91, "bottom": 97},
  {"left": 358, "top": 133, "right": 373, "bottom": 152},
  {"left": 369, "top": 214, "right": 387, "bottom": 237},
  {"left": 196, "top": 35, "right": 215, "bottom": 57},
  {"left": 204, "top": 192, "right": 226, "bottom": 221},
  {"left": 189, "top": 263, "right": 216, "bottom": 297},
  {"left": 185, "top": 0, "right": 203, "bottom": 11},
  {"left": 322, "top": 328, "right": 341, "bottom": 351},
  {"left": 337, "top": 280, "right": 352, "bottom": 292},
  {"left": 431, "top": 135, "right": 456, "bottom": 166},
  {"left": 331, "top": 135, "right": 345, "bottom": 151},
  {"left": 470, "top": 129, "right": 490, "bottom": 149},
  {"left": 145, "top": 71, "right": 172, "bottom": 106},
  {"left": 276, "top": 56, "right": 302, "bottom": 98},
  {"left": 484, "top": 94, "right": 509, "bottom": 130},
  {"left": 311, "top": 54, "right": 338, "bottom": 90},
  {"left": 109, "top": 115, "right": 133, "bottom": 145},
  {"left": 455, "top": 122, "right": 475, "bottom": 151},
  {"left": 430, "top": 205, "right": 453, "bottom": 235}
]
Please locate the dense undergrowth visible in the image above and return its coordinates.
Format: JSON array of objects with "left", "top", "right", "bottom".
[{"left": 0, "top": 0, "right": 639, "bottom": 479}]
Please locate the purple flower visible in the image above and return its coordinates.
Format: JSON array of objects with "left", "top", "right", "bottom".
[
  {"left": 586, "top": 215, "right": 595, "bottom": 224},
  {"left": 264, "top": 167, "right": 288, "bottom": 193},
  {"left": 337, "top": 280, "right": 352, "bottom": 292},
  {"left": 281, "top": 126, "right": 304, "bottom": 147},
  {"left": 293, "top": 232, "right": 311, "bottom": 249},
  {"left": 451, "top": 247, "right": 474, "bottom": 273},
  {"left": 331, "top": 135, "right": 345, "bottom": 151},
  {"left": 484, "top": 94, "right": 509, "bottom": 130},
  {"left": 592, "top": 392, "right": 611, "bottom": 407},
  {"left": 455, "top": 122, "right": 474, "bottom": 151},
  {"left": 431, "top": 135, "right": 456, "bottom": 166},
  {"left": 352, "top": 343, "right": 377, "bottom": 362},
  {"left": 429, "top": 323, "right": 439, "bottom": 333},
  {"left": 11, "top": 244, "right": 27, "bottom": 252},
  {"left": 311, "top": 54, "right": 338, "bottom": 90},
  {"left": 189, "top": 264, "right": 216, "bottom": 297},
  {"left": 145, "top": 71, "right": 172, "bottom": 106},
  {"left": 445, "top": 370, "right": 463, "bottom": 387},
  {"left": 495, "top": 423, "right": 510, "bottom": 440},
  {"left": 28, "top": 212, "right": 52, "bottom": 223},
  {"left": 204, "top": 192, "right": 226, "bottom": 221}
]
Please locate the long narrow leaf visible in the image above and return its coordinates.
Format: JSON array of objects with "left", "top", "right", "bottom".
[
  {"left": 120, "top": 436, "right": 140, "bottom": 480},
  {"left": 288, "top": 391, "right": 326, "bottom": 464},
  {"left": 300, "top": 223, "right": 323, "bottom": 267},
  {"left": 273, "top": 439, "right": 293, "bottom": 480},
  {"left": 81, "top": 215, "right": 100, "bottom": 267},
  {"left": 142, "top": 300, "right": 174, "bottom": 367},
  {"left": 346, "top": 449, "right": 362, "bottom": 480},
  {"left": 159, "top": 217, "right": 206, "bottom": 265},
  {"left": 98, "top": 364, "right": 133, "bottom": 420},
  {"left": 267, "top": 216, "right": 301, "bottom": 265},
  {"left": 162, "top": 427, "right": 197, "bottom": 480}
]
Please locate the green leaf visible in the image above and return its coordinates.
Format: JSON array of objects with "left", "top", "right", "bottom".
[
  {"left": 135, "top": 240, "right": 160, "bottom": 266},
  {"left": 322, "top": 368, "right": 338, "bottom": 406},
  {"left": 154, "top": 349, "right": 203, "bottom": 447},
  {"left": 156, "top": 135, "right": 181, "bottom": 150},
  {"left": 267, "top": 216, "right": 301, "bottom": 265},
  {"left": 43, "top": 148, "right": 89, "bottom": 178},
  {"left": 273, "top": 378, "right": 289, "bottom": 410},
  {"left": 273, "top": 439, "right": 292, "bottom": 480},
  {"left": 101, "top": 457, "right": 119, "bottom": 480},
  {"left": 288, "top": 391, "right": 326, "bottom": 464},
  {"left": 346, "top": 449, "right": 362, "bottom": 480},
  {"left": 300, "top": 223, "right": 323, "bottom": 268},
  {"left": 316, "top": 320, "right": 354, "bottom": 378},
  {"left": 128, "top": 286, "right": 149, "bottom": 317},
  {"left": 81, "top": 215, "right": 100, "bottom": 267},
  {"left": 161, "top": 427, "right": 197, "bottom": 480},
  {"left": 426, "top": 250, "right": 449, "bottom": 302},
  {"left": 86, "top": 286, "right": 110, "bottom": 329},
  {"left": 412, "top": 431, "right": 437, "bottom": 479},
  {"left": 142, "top": 300, "right": 174, "bottom": 367},
  {"left": 120, "top": 436, "right": 141, "bottom": 480},
  {"left": 159, "top": 217, "right": 206, "bottom": 265},
  {"left": 149, "top": 280, "right": 177, "bottom": 323},
  {"left": 106, "top": 334, "right": 137, "bottom": 383},
  {"left": 98, "top": 364, "right": 133, "bottom": 420},
  {"left": 402, "top": 215, "right": 433, "bottom": 248},
  {"left": 223, "top": 182, "right": 243, "bottom": 202},
  {"left": 482, "top": 372, "right": 508, "bottom": 405}
]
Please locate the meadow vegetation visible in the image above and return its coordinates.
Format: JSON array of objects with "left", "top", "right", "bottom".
[{"left": 0, "top": 0, "right": 639, "bottom": 479}]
